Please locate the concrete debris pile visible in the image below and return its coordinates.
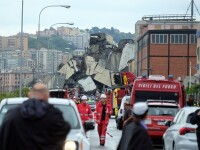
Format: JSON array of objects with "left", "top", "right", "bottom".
[{"left": 56, "top": 33, "right": 135, "bottom": 94}]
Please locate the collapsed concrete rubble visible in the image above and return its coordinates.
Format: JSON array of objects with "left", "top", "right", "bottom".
[{"left": 51, "top": 33, "right": 135, "bottom": 94}]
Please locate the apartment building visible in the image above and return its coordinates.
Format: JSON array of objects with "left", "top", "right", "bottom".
[
  {"left": 0, "top": 34, "right": 28, "bottom": 51},
  {"left": 63, "top": 33, "right": 90, "bottom": 49},
  {"left": 0, "top": 70, "right": 33, "bottom": 92},
  {"left": 57, "top": 27, "right": 80, "bottom": 36}
]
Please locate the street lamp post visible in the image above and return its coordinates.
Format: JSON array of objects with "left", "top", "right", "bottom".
[
  {"left": 47, "top": 22, "right": 74, "bottom": 49},
  {"left": 36, "top": 5, "right": 71, "bottom": 81},
  {"left": 19, "top": 0, "right": 24, "bottom": 97},
  {"left": 47, "top": 22, "right": 74, "bottom": 74}
]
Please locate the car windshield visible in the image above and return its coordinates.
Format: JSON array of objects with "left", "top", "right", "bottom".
[
  {"left": 0, "top": 104, "right": 80, "bottom": 129},
  {"left": 87, "top": 101, "right": 95, "bottom": 105},
  {"left": 135, "top": 91, "right": 179, "bottom": 103},
  {"left": 49, "top": 91, "right": 65, "bottom": 98},
  {"left": 148, "top": 105, "right": 179, "bottom": 117}
]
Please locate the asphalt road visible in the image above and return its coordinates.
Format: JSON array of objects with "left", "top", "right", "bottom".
[{"left": 88, "top": 117, "right": 162, "bottom": 150}]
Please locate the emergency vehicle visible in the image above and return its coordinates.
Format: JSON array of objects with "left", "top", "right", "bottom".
[
  {"left": 49, "top": 87, "right": 79, "bottom": 99},
  {"left": 112, "top": 72, "right": 136, "bottom": 118},
  {"left": 130, "top": 75, "right": 186, "bottom": 144}
]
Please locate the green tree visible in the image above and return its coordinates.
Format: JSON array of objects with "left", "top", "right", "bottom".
[
  {"left": 0, "top": 88, "right": 30, "bottom": 101},
  {"left": 28, "top": 36, "right": 76, "bottom": 51},
  {"left": 187, "top": 84, "right": 200, "bottom": 94}
]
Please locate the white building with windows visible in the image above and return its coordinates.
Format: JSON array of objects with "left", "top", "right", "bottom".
[{"left": 63, "top": 32, "right": 90, "bottom": 49}]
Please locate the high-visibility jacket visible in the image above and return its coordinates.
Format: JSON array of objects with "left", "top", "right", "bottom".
[
  {"left": 77, "top": 103, "right": 93, "bottom": 124},
  {"left": 94, "top": 102, "right": 112, "bottom": 125}
]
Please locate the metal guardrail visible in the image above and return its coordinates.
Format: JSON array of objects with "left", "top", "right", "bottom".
[{"left": 142, "top": 14, "right": 196, "bottom": 21}]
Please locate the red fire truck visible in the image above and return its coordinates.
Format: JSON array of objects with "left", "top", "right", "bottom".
[
  {"left": 112, "top": 72, "right": 136, "bottom": 121},
  {"left": 130, "top": 75, "right": 186, "bottom": 144}
]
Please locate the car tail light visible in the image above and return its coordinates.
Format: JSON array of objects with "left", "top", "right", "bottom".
[{"left": 179, "top": 127, "right": 196, "bottom": 135}]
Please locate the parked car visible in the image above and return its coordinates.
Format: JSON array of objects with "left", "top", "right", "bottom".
[
  {"left": 116, "top": 96, "right": 130, "bottom": 130},
  {"left": 163, "top": 107, "right": 198, "bottom": 150},
  {"left": 87, "top": 100, "right": 96, "bottom": 111},
  {"left": 0, "top": 98, "right": 95, "bottom": 150}
]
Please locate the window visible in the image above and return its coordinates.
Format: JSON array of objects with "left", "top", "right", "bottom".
[
  {"left": 178, "top": 112, "right": 186, "bottom": 124},
  {"left": 135, "top": 91, "right": 179, "bottom": 103},
  {"left": 186, "top": 113, "right": 194, "bottom": 123},
  {"left": 173, "top": 110, "right": 183, "bottom": 124},
  {"left": 148, "top": 105, "right": 179, "bottom": 117},
  {"left": 190, "top": 34, "right": 197, "bottom": 44},
  {"left": 151, "top": 34, "right": 168, "bottom": 44},
  {"left": 171, "top": 34, "right": 187, "bottom": 44}
]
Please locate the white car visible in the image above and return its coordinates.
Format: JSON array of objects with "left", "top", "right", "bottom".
[
  {"left": 163, "top": 107, "right": 198, "bottom": 150},
  {"left": 116, "top": 96, "right": 130, "bottom": 130},
  {"left": 0, "top": 98, "right": 94, "bottom": 150}
]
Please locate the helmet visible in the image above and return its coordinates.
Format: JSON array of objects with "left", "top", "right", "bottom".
[
  {"left": 100, "top": 94, "right": 106, "bottom": 99},
  {"left": 81, "top": 95, "right": 87, "bottom": 100}
]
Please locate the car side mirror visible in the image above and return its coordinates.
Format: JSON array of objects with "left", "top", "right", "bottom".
[
  {"left": 84, "top": 121, "right": 95, "bottom": 132},
  {"left": 165, "top": 120, "right": 172, "bottom": 127}
]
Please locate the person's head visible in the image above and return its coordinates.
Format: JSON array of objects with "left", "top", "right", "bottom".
[
  {"left": 31, "top": 83, "right": 49, "bottom": 102},
  {"left": 81, "top": 95, "right": 87, "bottom": 104},
  {"left": 188, "top": 95, "right": 194, "bottom": 103},
  {"left": 100, "top": 94, "right": 107, "bottom": 103},
  {"left": 133, "top": 102, "right": 148, "bottom": 121},
  {"left": 73, "top": 96, "right": 76, "bottom": 101}
]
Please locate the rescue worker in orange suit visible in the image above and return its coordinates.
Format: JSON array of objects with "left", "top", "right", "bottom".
[
  {"left": 77, "top": 95, "right": 93, "bottom": 125},
  {"left": 94, "top": 94, "right": 112, "bottom": 146}
]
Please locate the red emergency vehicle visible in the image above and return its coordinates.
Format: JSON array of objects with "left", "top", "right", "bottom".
[
  {"left": 111, "top": 72, "right": 136, "bottom": 117},
  {"left": 49, "top": 87, "right": 79, "bottom": 99},
  {"left": 130, "top": 75, "right": 186, "bottom": 144}
]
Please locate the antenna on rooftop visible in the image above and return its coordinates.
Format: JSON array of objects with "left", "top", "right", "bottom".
[{"left": 185, "top": 0, "right": 200, "bottom": 20}]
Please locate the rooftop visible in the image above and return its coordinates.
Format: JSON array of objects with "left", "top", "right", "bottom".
[{"left": 142, "top": 14, "right": 196, "bottom": 22}]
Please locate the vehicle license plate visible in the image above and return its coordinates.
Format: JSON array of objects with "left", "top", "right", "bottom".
[
  {"left": 145, "top": 119, "right": 152, "bottom": 125},
  {"left": 157, "top": 121, "right": 165, "bottom": 125}
]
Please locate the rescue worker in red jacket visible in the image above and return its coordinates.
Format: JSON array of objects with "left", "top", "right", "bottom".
[
  {"left": 94, "top": 94, "right": 112, "bottom": 146},
  {"left": 77, "top": 95, "right": 93, "bottom": 124}
]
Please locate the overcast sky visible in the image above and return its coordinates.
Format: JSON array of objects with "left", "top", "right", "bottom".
[{"left": 1, "top": 0, "right": 200, "bottom": 36}]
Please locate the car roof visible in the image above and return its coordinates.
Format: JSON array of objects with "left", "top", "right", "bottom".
[
  {"left": 181, "top": 107, "right": 200, "bottom": 114},
  {"left": 0, "top": 97, "right": 76, "bottom": 106}
]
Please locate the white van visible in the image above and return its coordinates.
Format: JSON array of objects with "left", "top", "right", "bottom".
[{"left": 116, "top": 96, "right": 130, "bottom": 130}]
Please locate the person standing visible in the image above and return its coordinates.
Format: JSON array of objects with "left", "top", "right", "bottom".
[
  {"left": 0, "top": 83, "right": 71, "bottom": 150},
  {"left": 94, "top": 94, "right": 112, "bottom": 146},
  {"left": 117, "top": 102, "right": 153, "bottom": 150},
  {"left": 190, "top": 109, "right": 200, "bottom": 150},
  {"left": 187, "top": 95, "right": 195, "bottom": 106},
  {"left": 77, "top": 95, "right": 93, "bottom": 124}
]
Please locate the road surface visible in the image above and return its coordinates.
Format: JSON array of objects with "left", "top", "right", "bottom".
[{"left": 88, "top": 117, "right": 162, "bottom": 150}]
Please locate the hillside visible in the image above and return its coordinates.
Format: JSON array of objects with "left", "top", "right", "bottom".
[
  {"left": 87, "top": 27, "right": 134, "bottom": 43},
  {"left": 28, "top": 27, "right": 134, "bottom": 50},
  {"left": 28, "top": 36, "right": 76, "bottom": 52}
]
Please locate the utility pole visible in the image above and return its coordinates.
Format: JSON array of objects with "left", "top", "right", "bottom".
[
  {"left": 191, "top": 0, "right": 194, "bottom": 20},
  {"left": 19, "top": 0, "right": 24, "bottom": 97}
]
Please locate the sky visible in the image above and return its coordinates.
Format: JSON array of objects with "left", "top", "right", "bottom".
[{"left": 0, "top": 0, "right": 200, "bottom": 36}]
